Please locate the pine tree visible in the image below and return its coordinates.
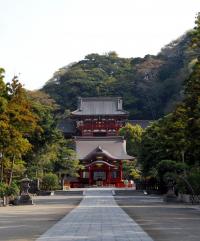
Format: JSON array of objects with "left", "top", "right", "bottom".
[{"left": 184, "top": 13, "right": 200, "bottom": 164}]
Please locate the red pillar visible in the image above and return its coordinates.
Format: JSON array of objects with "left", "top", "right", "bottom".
[
  {"left": 79, "top": 170, "right": 82, "bottom": 179},
  {"left": 119, "top": 160, "right": 123, "bottom": 181},
  {"left": 89, "top": 166, "right": 92, "bottom": 185},
  {"left": 108, "top": 166, "right": 111, "bottom": 186}
]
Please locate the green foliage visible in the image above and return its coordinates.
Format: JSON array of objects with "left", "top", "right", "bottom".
[
  {"left": 157, "top": 160, "right": 177, "bottom": 175},
  {"left": 187, "top": 171, "right": 200, "bottom": 195},
  {"left": 42, "top": 173, "right": 59, "bottom": 191},
  {"left": 0, "top": 182, "right": 19, "bottom": 198},
  {"left": 122, "top": 160, "right": 141, "bottom": 180},
  {"left": 119, "top": 123, "right": 143, "bottom": 157},
  {"left": 54, "top": 139, "right": 83, "bottom": 178},
  {"left": 139, "top": 105, "right": 189, "bottom": 175},
  {"left": 0, "top": 183, "right": 6, "bottom": 198},
  {"left": 156, "top": 160, "right": 187, "bottom": 181},
  {"left": 0, "top": 71, "right": 81, "bottom": 186},
  {"left": 176, "top": 170, "right": 200, "bottom": 195},
  {"left": 182, "top": 13, "right": 200, "bottom": 165},
  {"left": 6, "top": 182, "right": 19, "bottom": 196},
  {"left": 139, "top": 13, "right": 200, "bottom": 194},
  {"left": 25, "top": 90, "right": 62, "bottom": 177},
  {"left": 119, "top": 124, "right": 143, "bottom": 180},
  {"left": 0, "top": 75, "right": 39, "bottom": 184},
  {"left": 190, "top": 12, "right": 200, "bottom": 51},
  {"left": 42, "top": 34, "right": 194, "bottom": 119}
]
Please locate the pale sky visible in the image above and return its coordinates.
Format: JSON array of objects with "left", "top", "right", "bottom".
[{"left": 0, "top": 0, "right": 199, "bottom": 90}]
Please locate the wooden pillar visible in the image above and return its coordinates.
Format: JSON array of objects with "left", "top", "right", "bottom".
[
  {"left": 79, "top": 170, "right": 82, "bottom": 179},
  {"left": 119, "top": 160, "right": 123, "bottom": 181},
  {"left": 89, "top": 166, "right": 91, "bottom": 185},
  {"left": 108, "top": 166, "right": 111, "bottom": 186}
]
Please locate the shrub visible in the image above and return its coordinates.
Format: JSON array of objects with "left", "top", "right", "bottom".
[
  {"left": 157, "top": 160, "right": 177, "bottom": 175},
  {"left": 187, "top": 171, "right": 200, "bottom": 195},
  {"left": 0, "top": 182, "right": 20, "bottom": 206},
  {"left": 7, "top": 182, "right": 20, "bottom": 197},
  {"left": 42, "top": 173, "right": 59, "bottom": 191},
  {"left": 0, "top": 183, "right": 7, "bottom": 199},
  {"left": 176, "top": 170, "right": 200, "bottom": 195}
]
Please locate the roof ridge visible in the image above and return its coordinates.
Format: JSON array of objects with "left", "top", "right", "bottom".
[
  {"left": 74, "top": 136, "right": 124, "bottom": 140},
  {"left": 79, "top": 96, "right": 122, "bottom": 100}
]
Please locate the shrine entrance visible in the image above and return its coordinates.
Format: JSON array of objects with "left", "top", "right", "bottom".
[
  {"left": 86, "top": 160, "right": 116, "bottom": 186},
  {"left": 73, "top": 137, "right": 134, "bottom": 188},
  {"left": 93, "top": 171, "right": 106, "bottom": 186},
  {"left": 93, "top": 171, "right": 106, "bottom": 181}
]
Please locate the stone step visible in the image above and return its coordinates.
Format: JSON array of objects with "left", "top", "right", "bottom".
[
  {"left": 115, "top": 189, "right": 145, "bottom": 196},
  {"left": 54, "top": 190, "right": 83, "bottom": 196}
]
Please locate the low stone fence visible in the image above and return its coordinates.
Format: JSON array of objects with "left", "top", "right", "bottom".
[{"left": 177, "top": 194, "right": 200, "bottom": 203}]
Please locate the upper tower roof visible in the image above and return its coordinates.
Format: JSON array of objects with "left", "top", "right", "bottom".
[{"left": 71, "top": 97, "right": 128, "bottom": 116}]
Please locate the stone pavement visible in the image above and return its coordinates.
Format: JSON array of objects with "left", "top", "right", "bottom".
[
  {"left": 36, "top": 188, "right": 154, "bottom": 241},
  {"left": 0, "top": 195, "right": 82, "bottom": 241}
]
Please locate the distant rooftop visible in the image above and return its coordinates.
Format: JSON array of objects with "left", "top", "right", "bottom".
[
  {"left": 57, "top": 118, "right": 76, "bottom": 134},
  {"left": 128, "top": 120, "right": 152, "bottom": 129},
  {"left": 71, "top": 97, "right": 128, "bottom": 116}
]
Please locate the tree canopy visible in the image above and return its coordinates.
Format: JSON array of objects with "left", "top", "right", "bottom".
[
  {"left": 138, "top": 13, "right": 200, "bottom": 195},
  {"left": 0, "top": 73, "right": 81, "bottom": 189},
  {"left": 42, "top": 33, "right": 194, "bottom": 119}
]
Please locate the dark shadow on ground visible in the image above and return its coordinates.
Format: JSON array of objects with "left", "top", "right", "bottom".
[{"left": 115, "top": 193, "right": 200, "bottom": 241}]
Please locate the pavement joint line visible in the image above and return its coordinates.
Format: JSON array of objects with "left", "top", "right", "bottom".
[{"left": 36, "top": 188, "right": 154, "bottom": 241}]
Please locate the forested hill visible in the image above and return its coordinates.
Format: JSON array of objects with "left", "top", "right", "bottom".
[{"left": 42, "top": 32, "right": 195, "bottom": 119}]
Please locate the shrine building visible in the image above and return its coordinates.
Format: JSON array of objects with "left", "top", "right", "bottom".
[{"left": 64, "top": 97, "right": 134, "bottom": 187}]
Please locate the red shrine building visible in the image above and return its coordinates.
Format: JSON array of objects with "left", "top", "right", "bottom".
[{"left": 65, "top": 97, "right": 134, "bottom": 187}]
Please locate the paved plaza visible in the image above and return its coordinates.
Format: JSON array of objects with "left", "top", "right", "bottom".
[
  {"left": 0, "top": 195, "right": 82, "bottom": 241},
  {"left": 1, "top": 189, "right": 200, "bottom": 241},
  {"left": 116, "top": 192, "right": 200, "bottom": 241},
  {"left": 36, "top": 189, "right": 153, "bottom": 241}
]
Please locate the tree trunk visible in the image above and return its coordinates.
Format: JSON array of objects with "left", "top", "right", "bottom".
[
  {"left": 0, "top": 153, "right": 4, "bottom": 183},
  {"left": 3, "top": 196, "right": 7, "bottom": 206},
  {"left": 9, "top": 155, "right": 15, "bottom": 186}
]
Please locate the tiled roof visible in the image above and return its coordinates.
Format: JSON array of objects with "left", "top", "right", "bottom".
[
  {"left": 75, "top": 136, "right": 134, "bottom": 160},
  {"left": 72, "top": 97, "right": 128, "bottom": 116},
  {"left": 57, "top": 118, "right": 76, "bottom": 133}
]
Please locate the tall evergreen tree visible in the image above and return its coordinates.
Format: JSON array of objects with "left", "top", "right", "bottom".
[
  {"left": 0, "top": 73, "right": 38, "bottom": 184},
  {"left": 183, "top": 13, "right": 200, "bottom": 164}
]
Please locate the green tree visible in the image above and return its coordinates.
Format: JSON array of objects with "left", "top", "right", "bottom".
[
  {"left": 139, "top": 106, "right": 188, "bottom": 175},
  {"left": 54, "top": 139, "right": 83, "bottom": 178},
  {"left": 119, "top": 124, "right": 143, "bottom": 179},
  {"left": 122, "top": 160, "right": 141, "bottom": 180},
  {"left": 119, "top": 123, "right": 143, "bottom": 157},
  {"left": 139, "top": 13, "right": 200, "bottom": 181},
  {"left": 25, "top": 90, "right": 82, "bottom": 180},
  {"left": 191, "top": 13, "right": 200, "bottom": 51},
  {"left": 0, "top": 73, "right": 38, "bottom": 185},
  {"left": 5, "top": 77, "right": 38, "bottom": 184},
  {"left": 42, "top": 173, "right": 59, "bottom": 191},
  {"left": 25, "top": 90, "right": 59, "bottom": 177},
  {"left": 42, "top": 32, "right": 195, "bottom": 120},
  {"left": 0, "top": 182, "right": 19, "bottom": 206},
  {"left": 183, "top": 13, "right": 200, "bottom": 164}
]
